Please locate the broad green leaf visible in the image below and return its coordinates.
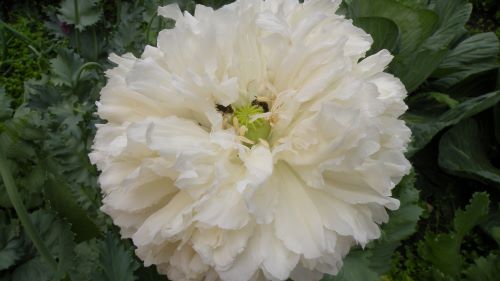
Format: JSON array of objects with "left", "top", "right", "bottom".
[
  {"left": 345, "top": 0, "right": 448, "bottom": 91},
  {"left": 324, "top": 251, "right": 379, "bottom": 281},
  {"left": 58, "top": 0, "right": 102, "bottom": 31},
  {"left": 44, "top": 175, "right": 100, "bottom": 242},
  {"left": 421, "top": 0, "right": 471, "bottom": 50},
  {"left": 353, "top": 17, "right": 400, "bottom": 56},
  {"left": 438, "top": 119, "right": 500, "bottom": 186},
  {"left": 391, "top": 0, "right": 472, "bottom": 92},
  {"left": 346, "top": 0, "right": 438, "bottom": 56},
  {"left": 434, "top": 33, "right": 499, "bottom": 75},
  {"left": 391, "top": 48, "right": 447, "bottom": 92},
  {"left": 405, "top": 90, "right": 500, "bottom": 156},
  {"left": 50, "top": 49, "right": 89, "bottom": 87},
  {"left": 432, "top": 32, "right": 500, "bottom": 89},
  {"left": 464, "top": 254, "right": 500, "bottom": 281},
  {"left": 92, "top": 233, "right": 139, "bottom": 281}
]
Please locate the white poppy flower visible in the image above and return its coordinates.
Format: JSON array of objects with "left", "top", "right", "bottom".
[{"left": 89, "top": 0, "right": 411, "bottom": 280}]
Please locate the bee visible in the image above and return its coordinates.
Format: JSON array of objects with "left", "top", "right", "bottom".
[
  {"left": 251, "top": 99, "right": 269, "bottom": 112},
  {"left": 216, "top": 104, "right": 234, "bottom": 114}
]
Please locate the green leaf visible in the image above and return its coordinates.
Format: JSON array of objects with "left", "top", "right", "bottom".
[
  {"left": 12, "top": 258, "right": 54, "bottom": 281},
  {"left": 390, "top": 0, "right": 472, "bottom": 92},
  {"left": 465, "top": 254, "right": 500, "bottom": 281},
  {"left": 72, "top": 28, "right": 107, "bottom": 61},
  {"left": 110, "top": 3, "right": 145, "bottom": 54},
  {"left": 419, "top": 232, "right": 462, "bottom": 277},
  {"left": 420, "top": 0, "right": 471, "bottom": 50},
  {"left": 480, "top": 210, "right": 500, "bottom": 246},
  {"left": 347, "top": 0, "right": 438, "bottom": 56},
  {"left": 405, "top": 90, "right": 500, "bottom": 155},
  {"left": 438, "top": 119, "right": 500, "bottom": 186},
  {"left": 12, "top": 210, "right": 76, "bottom": 281},
  {"left": 0, "top": 87, "right": 13, "bottom": 121},
  {"left": 391, "top": 48, "right": 448, "bottom": 92},
  {"left": 368, "top": 172, "right": 423, "bottom": 273},
  {"left": 419, "top": 192, "right": 490, "bottom": 277},
  {"left": 0, "top": 213, "right": 23, "bottom": 271},
  {"left": 92, "top": 233, "right": 139, "bottom": 281},
  {"left": 453, "top": 192, "right": 490, "bottom": 237},
  {"left": 392, "top": 0, "right": 428, "bottom": 9},
  {"left": 44, "top": 176, "right": 100, "bottom": 242},
  {"left": 353, "top": 17, "right": 400, "bottom": 56},
  {"left": 68, "top": 239, "right": 100, "bottom": 281},
  {"left": 432, "top": 32, "right": 500, "bottom": 89},
  {"left": 324, "top": 250, "right": 379, "bottom": 281},
  {"left": 0, "top": 236, "right": 23, "bottom": 271},
  {"left": 58, "top": 0, "right": 102, "bottom": 31},
  {"left": 50, "top": 49, "right": 89, "bottom": 87}
]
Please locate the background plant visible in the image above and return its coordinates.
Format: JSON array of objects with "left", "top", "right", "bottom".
[{"left": 0, "top": 0, "right": 499, "bottom": 280}]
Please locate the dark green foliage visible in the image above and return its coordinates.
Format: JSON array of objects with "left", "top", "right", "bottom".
[
  {"left": 0, "top": 17, "right": 53, "bottom": 103},
  {"left": 417, "top": 192, "right": 490, "bottom": 278},
  {"left": 327, "top": 0, "right": 500, "bottom": 280},
  {"left": 352, "top": 17, "right": 400, "bottom": 56},
  {"left": 465, "top": 254, "right": 500, "bottom": 281},
  {"left": 58, "top": 0, "right": 103, "bottom": 31},
  {"left": 92, "top": 233, "right": 139, "bottom": 281},
  {"left": 438, "top": 119, "right": 500, "bottom": 186},
  {"left": 0, "top": 0, "right": 499, "bottom": 280}
]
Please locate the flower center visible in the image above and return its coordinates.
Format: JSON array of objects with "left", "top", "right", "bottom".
[{"left": 233, "top": 104, "right": 271, "bottom": 146}]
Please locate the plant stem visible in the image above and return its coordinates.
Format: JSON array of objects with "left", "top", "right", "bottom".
[
  {"left": 0, "top": 150, "right": 58, "bottom": 270},
  {"left": 115, "top": 0, "right": 122, "bottom": 25},
  {"left": 146, "top": 14, "right": 157, "bottom": 44},
  {"left": 0, "top": 27, "right": 6, "bottom": 69},
  {"left": 73, "top": 62, "right": 103, "bottom": 87},
  {"left": 92, "top": 27, "right": 98, "bottom": 60},
  {"left": 74, "top": 0, "right": 81, "bottom": 53}
]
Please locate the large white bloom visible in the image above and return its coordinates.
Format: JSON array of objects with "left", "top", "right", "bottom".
[{"left": 90, "top": 0, "right": 411, "bottom": 280}]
